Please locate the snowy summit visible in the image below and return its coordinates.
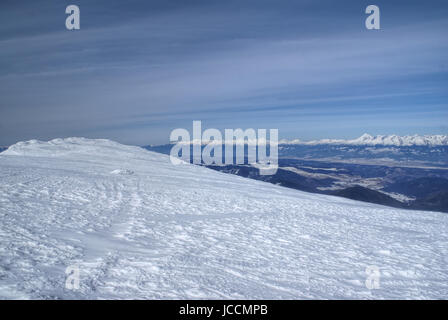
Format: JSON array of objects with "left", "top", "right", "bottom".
[{"left": 0, "top": 138, "right": 447, "bottom": 299}]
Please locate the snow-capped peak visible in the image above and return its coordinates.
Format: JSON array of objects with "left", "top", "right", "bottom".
[{"left": 356, "top": 133, "right": 374, "bottom": 142}]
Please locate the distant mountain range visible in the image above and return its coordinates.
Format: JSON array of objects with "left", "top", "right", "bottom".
[
  {"left": 279, "top": 134, "right": 448, "bottom": 146},
  {"left": 148, "top": 134, "right": 448, "bottom": 147}
]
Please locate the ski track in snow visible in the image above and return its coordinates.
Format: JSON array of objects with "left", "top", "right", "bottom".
[{"left": 0, "top": 138, "right": 447, "bottom": 299}]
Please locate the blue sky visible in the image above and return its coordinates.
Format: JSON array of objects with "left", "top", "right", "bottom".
[{"left": 0, "top": 0, "right": 447, "bottom": 145}]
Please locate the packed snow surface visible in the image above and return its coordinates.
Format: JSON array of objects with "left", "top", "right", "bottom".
[{"left": 0, "top": 138, "right": 447, "bottom": 299}]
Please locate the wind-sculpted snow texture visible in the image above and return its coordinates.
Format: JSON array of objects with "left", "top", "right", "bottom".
[{"left": 0, "top": 138, "right": 447, "bottom": 299}]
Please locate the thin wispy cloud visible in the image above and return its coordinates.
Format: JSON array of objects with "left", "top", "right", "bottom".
[{"left": 0, "top": 0, "right": 447, "bottom": 145}]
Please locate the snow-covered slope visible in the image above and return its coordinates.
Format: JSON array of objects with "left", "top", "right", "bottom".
[
  {"left": 279, "top": 134, "right": 448, "bottom": 146},
  {"left": 0, "top": 138, "right": 447, "bottom": 299}
]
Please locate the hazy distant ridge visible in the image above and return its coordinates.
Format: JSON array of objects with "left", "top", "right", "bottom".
[{"left": 279, "top": 134, "right": 448, "bottom": 146}]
